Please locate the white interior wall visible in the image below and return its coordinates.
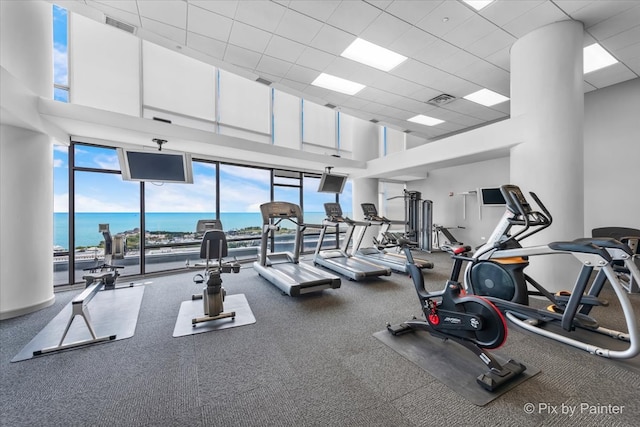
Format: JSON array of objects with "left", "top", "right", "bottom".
[
  {"left": 384, "top": 128, "right": 405, "bottom": 156},
  {"left": 583, "top": 78, "right": 640, "bottom": 233},
  {"left": 407, "top": 157, "right": 511, "bottom": 248},
  {"left": 70, "top": 13, "right": 140, "bottom": 116},
  {"left": 273, "top": 90, "right": 301, "bottom": 150},
  {"left": 218, "top": 69, "right": 271, "bottom": 140}
]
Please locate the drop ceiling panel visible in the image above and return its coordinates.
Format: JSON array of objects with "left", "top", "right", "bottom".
[
  {"left": 89, "top": 1, "right": 141, "bottom": 26},
  {"left": 441, "top": 14, "right": 498, "bottom": 49},
  {"left": 275, "top": 9, "right": 324, "bottom": 44},
  {"left": 391, "top": 59, "right": 451, "bottom": 85},
  {"left": 326, "top": 1, "right": 382, "bottom": 35},
  {"left": 583, "top": 62, "right": 637, "bottom": 88},
  {"left": 479, "top": 0, "right": 545, "bottom": 27},
  {"left": 286, "top": 0, "right": 341, "bottom": 22},
  {"left": 284, "top": 64, "right": 320, "bottom": 84},
  {"left": 223, "top": 44, "right": 262, "bottom": 69},
  {"left": 295, "top": 47, "right": 337, "bottom": 71},
  {"left": 359, "top": 10, "right": 414, "bottom": 47},
  {"left": 466, "top": 28, "right": 516, "bottom": 58},
  {"left": 309, "top": 25, "right": 354, "bottom": 55},
  {"left": 264, "top": 35, "right": 306, "bottom": 63},
  {"left": 502, "top": 1, "right": 567, "bottom": 38},
  {"left": 141, "top": 18, "right": 186, "bottom": 44},
  {"left": 187, "top": 32, "right": 227, "bottom": 59},
  {"left": 256, "top": 55, "right": 293, "bottom": 76},
  {"left": 137, "top": 0, "right": 187, "bottom": 29},
  {"left": 234, "top": 0, "right": 286, "bottom": 32},
  {"left": 94, "top": 0, "right": 139, "bottom": 15},
  {"left": 569, "top": 1, "right": 639, "bottom": 28},
  {"left": 587, "top": 6, "right": 640, "bottom": 40},
  {"left": 383, "top": 0, "right": 444, "bottom": 25},
  {"left": 389, "top": 27, "right": 438, "bottom": 57},
  {"left": 485, "top": 46, "right": 511, "bottom": 70},
  {"left": 434, "top": 49, "right": 480, "bottom": 74},
  {"left": 415, "top": 0, "right": 475, "bottom": 38},
  {"left": 189, "top": 1, "right": 239, "bottom": 18},
  {"left": 228, "top": 21, "right": 272, "bottom": 53},
  {"left": 413, "top": 39, "right": 461, "bottom": 66},
  {"left": 615, "top": 41, "right": 640, "bottom": 63},
  {"left": 187, "top": 5, "right": 234, "bottom": 41},
  {"left": 599, "top": 25, "right": 640, "bottom": 52}
]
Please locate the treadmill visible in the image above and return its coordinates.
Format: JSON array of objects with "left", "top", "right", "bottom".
[
  {"left": 313, "top": 203, "right": 392, "bottom": 280},
  {"left": 352, "top": 203, "right": 433, "bottom": 272},
  {"left": 253, "top": 201, "right": 341, "bottom": 296}
]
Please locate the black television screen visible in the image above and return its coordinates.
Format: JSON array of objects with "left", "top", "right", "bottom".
[
  {"left": 118, "top": 148, "right": 193, "bottom": 183},
  {"left": 317, "top": 173, "right": 347, "bottom": 194},
  {"left": 480, "top": 187, "right": 506, "bottom": 206}
]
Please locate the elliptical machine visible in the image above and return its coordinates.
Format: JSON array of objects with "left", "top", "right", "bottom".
[
  {"left": 460, "top": 185, "right": 639, "bottom": 359},
  {"left": 387, "top": 239, "right": 526, "bottom": 391}
]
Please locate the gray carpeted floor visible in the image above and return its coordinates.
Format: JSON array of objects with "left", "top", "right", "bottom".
[{"left": 1, "top": 252, "right": 639, "bottom": 426}]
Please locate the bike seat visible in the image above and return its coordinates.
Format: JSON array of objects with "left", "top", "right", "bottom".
[{"left": 442, "top": 244, "right": 471, "bottom": 255}]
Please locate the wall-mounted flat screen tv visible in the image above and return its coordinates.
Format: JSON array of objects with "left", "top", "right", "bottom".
[
  {"left": 117, "top": 148, "right": 194, "bottom": 183},
  {"left": 317, "top": 173, "right": 347, "bottom": 194},
  {"left": 479, "top": 187, "right": 506, "bottom": 206}
]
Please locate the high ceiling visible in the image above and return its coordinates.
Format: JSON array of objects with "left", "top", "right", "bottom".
[{"left": 56, "top": 0, "right": 639, "bottom": 140}]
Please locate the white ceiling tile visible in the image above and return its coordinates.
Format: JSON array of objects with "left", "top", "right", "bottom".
[
  {"left": 465, "top": 28, "right": 516, "bottom": 58},
  {"left": 309, "top": 25, "right": 354, "bottom": 55},
  {"left": 323, "top": 57, "right": 374, "bottom": 82},
  {"left": 441, "top": 14, "right": 498, "bottom": 49},
  {"left": 94, "top": 0, "right": 139, "bottom": 14},
  {"left": 588, "top": 7, "right": 640, "bottom": 42},
  {"left": 141, "top": 17, "right": 186, "bottom": 44},
  {"left": 502, "top": 2, "right": 568, "bottom": 38},
  {"left": 275, "top": 9, "right": 324, "bottom": 44},
  {"left": 455, "top": 60, "right": 510, "bottom": 93},
  {"left": 583, "top": 80, "right": 598, "bottom": 93},
  {"left": 384, "top": 0, "right": 444, "bottom": 25},
  {"left": 187, "top": 31, "right": 227, "bottom": 59},
  {"left": 565, "top": 1, "right": 639, "bottom": 28},
  {"left": 601, "top": 26, "right": 640, "bottom": 53},
  {"left": 89, "top": 1, "right": 141, "bottom": 26},
  {"left": 479, "top": 0, "right": 544, "bottom": 27},
  {"left": 407, "top": 86, "right": 444, "bottom": 103},
  {"left": 428, "top": 74, "right": 483, "bottom": 98},
  {"left": 445, "top": 99, "right": 504, "bottom": 122},
  {"left": 359, "top": 11, "right": 413, "bottom": 48},
  {"left": 391, "top": 59, "right": 451, "bottom": 85},
  {"left": 621, "top": 56, "right": 640, "bottom": 74},
  {"left": 415, "top": 1, "right": 475, "bottom": 38},
  {"left": 296, "top": 47, "right": 337, "bottom": 71},
  {"left": 188, "top": 1, "right": 239, "bottom": 19},
  {"left": 485, "top": 45, "right": 511, "bottom": 70},
  {"left": 228, "top": 21, "right": 272, "bottom": 53},
  {"left": 413, "top": 39, "right": 460, "bottom": 65},
  {"left": 432, "top": 49, "right": 479, "bottom": 74},
  {"left": 326, "top": 1, "right": 382, "bottom": 35},
  {"left": 277, "top": 77, "right": 308, "bottom": 93},
  {"left": 286, "top": 0, "right": 341, "bottom": 22},
  {"left": 357, "top": 87, "right": 392, "bottom": 103},
  {"left": 223, "top": 44, "right": 262, "bottom": 69},
  {"left": 264, "top": 35, "right": 306, "bottom": 63},
  {"left": 234, "top": 0, "right": 287, "bottom": 32},
  {"left": 615, "top": 41, "right": 640, "bottom": 62},
  {"left": 583, "top": 62, "right": 637, "bottom": 88},
  {"left": 137, "top": 0, "right": 187, "bottom": 29},
  {"left": 389, "top": 96, "right": 431, "bottom": 113},
  {"left": 431, "top": 106, "right": 485, "bottom": 126},
  {"left": 188, "top": 5, "right": 233, "bottom": 41},
  {"left": 256, "top": 55, "right": 293, "bottom": 76},
  {"left": 285, "top": 64, "right": 320, "bottom": 84},
  {"left": 388, "top": 27, "right": 437, "bottom": 57}
]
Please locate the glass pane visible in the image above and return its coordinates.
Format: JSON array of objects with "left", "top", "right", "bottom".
[
  {"left": 54, "top": 87, "right": 69, "bottom": 103},
  {"left": 144, "top": 161, "right": 217, "bottom": 274},
  {"left": 219, "top": 164, "right": 270, "bottom": 259},
  {"left": 75, "top": 144, "right": 120, "bottom": 170},
  {"left": 302, "top": 175, "right": 336, "bottom": 252},
  {"left": 53, "top": 145, "right": 69, "bottom": 286},
  {"left": 53, "top": 5, "right": 68, "bottom": 86},
  {"left": 74, "top": 171, "right": 140, "bottom": 283}
]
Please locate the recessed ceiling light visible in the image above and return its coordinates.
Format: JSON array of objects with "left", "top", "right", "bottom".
[
  {"left": 462, "top": 0, "right": 495, "bottom": 11},
  {"left": 407, "top": 114, "right": 444, "bottom": 126},
  {"left": 584, "top": 43, "right": 618, "bottom": 74},
  {"left": 311, "top": 73, "right": 365, "bottom": 95},
  {"left": 463, "top": 88, "right": 509, "bottom": 106},
  {"left": 341, "top": 38, "right": 408, "bottom": 72}
]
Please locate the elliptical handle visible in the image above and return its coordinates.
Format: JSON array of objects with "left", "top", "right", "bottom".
[{"left": 529, "top": 191, "right": 553, "bottom": 226}]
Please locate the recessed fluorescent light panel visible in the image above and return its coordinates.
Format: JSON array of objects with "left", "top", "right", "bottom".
[
  {"left": 464, "top": 88, "right": 509, "bottom": 106},
  {"left": 341, "top": 38, "right": 407, "bottom": 72},
  {"left": 407, "top": 115, "right": 444, "bottom": 126},
  {"left": 311, "top": 73, "right": 365, "bottom": 95},
  {"left": 583, "top": 43, "right": 618, "bottom": 74},
  {"left": 462, "top": 0, "right": 495, "bottom": 11}
]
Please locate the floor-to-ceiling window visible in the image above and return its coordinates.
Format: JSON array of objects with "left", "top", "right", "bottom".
[{"left": 53, "top": 145, "right": 69, "bottom": 286}]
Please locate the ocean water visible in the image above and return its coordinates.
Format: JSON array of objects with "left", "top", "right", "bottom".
[{"left": 54, "top": 211, "right": 343, "bottom": 249}]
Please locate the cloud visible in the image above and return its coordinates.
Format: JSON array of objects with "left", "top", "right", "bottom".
[
  {"left": 53, "top": 43, "right": 68, "bottom": 86},
  {"left": 53, "top": 158, "right": 65, "bottom": 168},
  {"left": 54, "top": 192, "right": 68, "bottom": 212}
]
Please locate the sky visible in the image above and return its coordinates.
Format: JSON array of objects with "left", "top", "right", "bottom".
[{"left": 51, "top": 5, "right": 352, "bottom": 214}]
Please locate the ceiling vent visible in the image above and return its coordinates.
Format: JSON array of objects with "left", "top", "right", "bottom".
[
  {"left": 256, "top": 77, "right": 272, "bottom": 86},
  {"left": 324, "top": 103, "right": 337, "bottom": 109},
  {"left": 427, "top": 93, "right": 456, "bottom": 106},
  {"left": 369, "top": 119, "right": 379, "bottom": 123},
  {"left": 105, "top": 16, "right": 137, "bottom": 34}
]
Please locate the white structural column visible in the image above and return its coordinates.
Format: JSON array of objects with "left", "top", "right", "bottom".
[
  {"left": 510, "top": 21, "right": 584, "bottom": 292},
  {"left": 0, "top": 1, "right": 55, "bottom": 318}
]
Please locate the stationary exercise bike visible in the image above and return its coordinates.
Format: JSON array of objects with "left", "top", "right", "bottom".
[
  {"left": 387, "top": 239, "right": 526, "bottom": 391},
  {"left": 190, "top": 229, "right": 240, "bottom": 326},
  {"left": 460, "top": 185, "right": 639, "bottom": 359}
]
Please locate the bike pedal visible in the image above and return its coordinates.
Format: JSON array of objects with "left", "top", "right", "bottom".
[{"left": 386, "top": 323, "right": 413, "bottom": 336}]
